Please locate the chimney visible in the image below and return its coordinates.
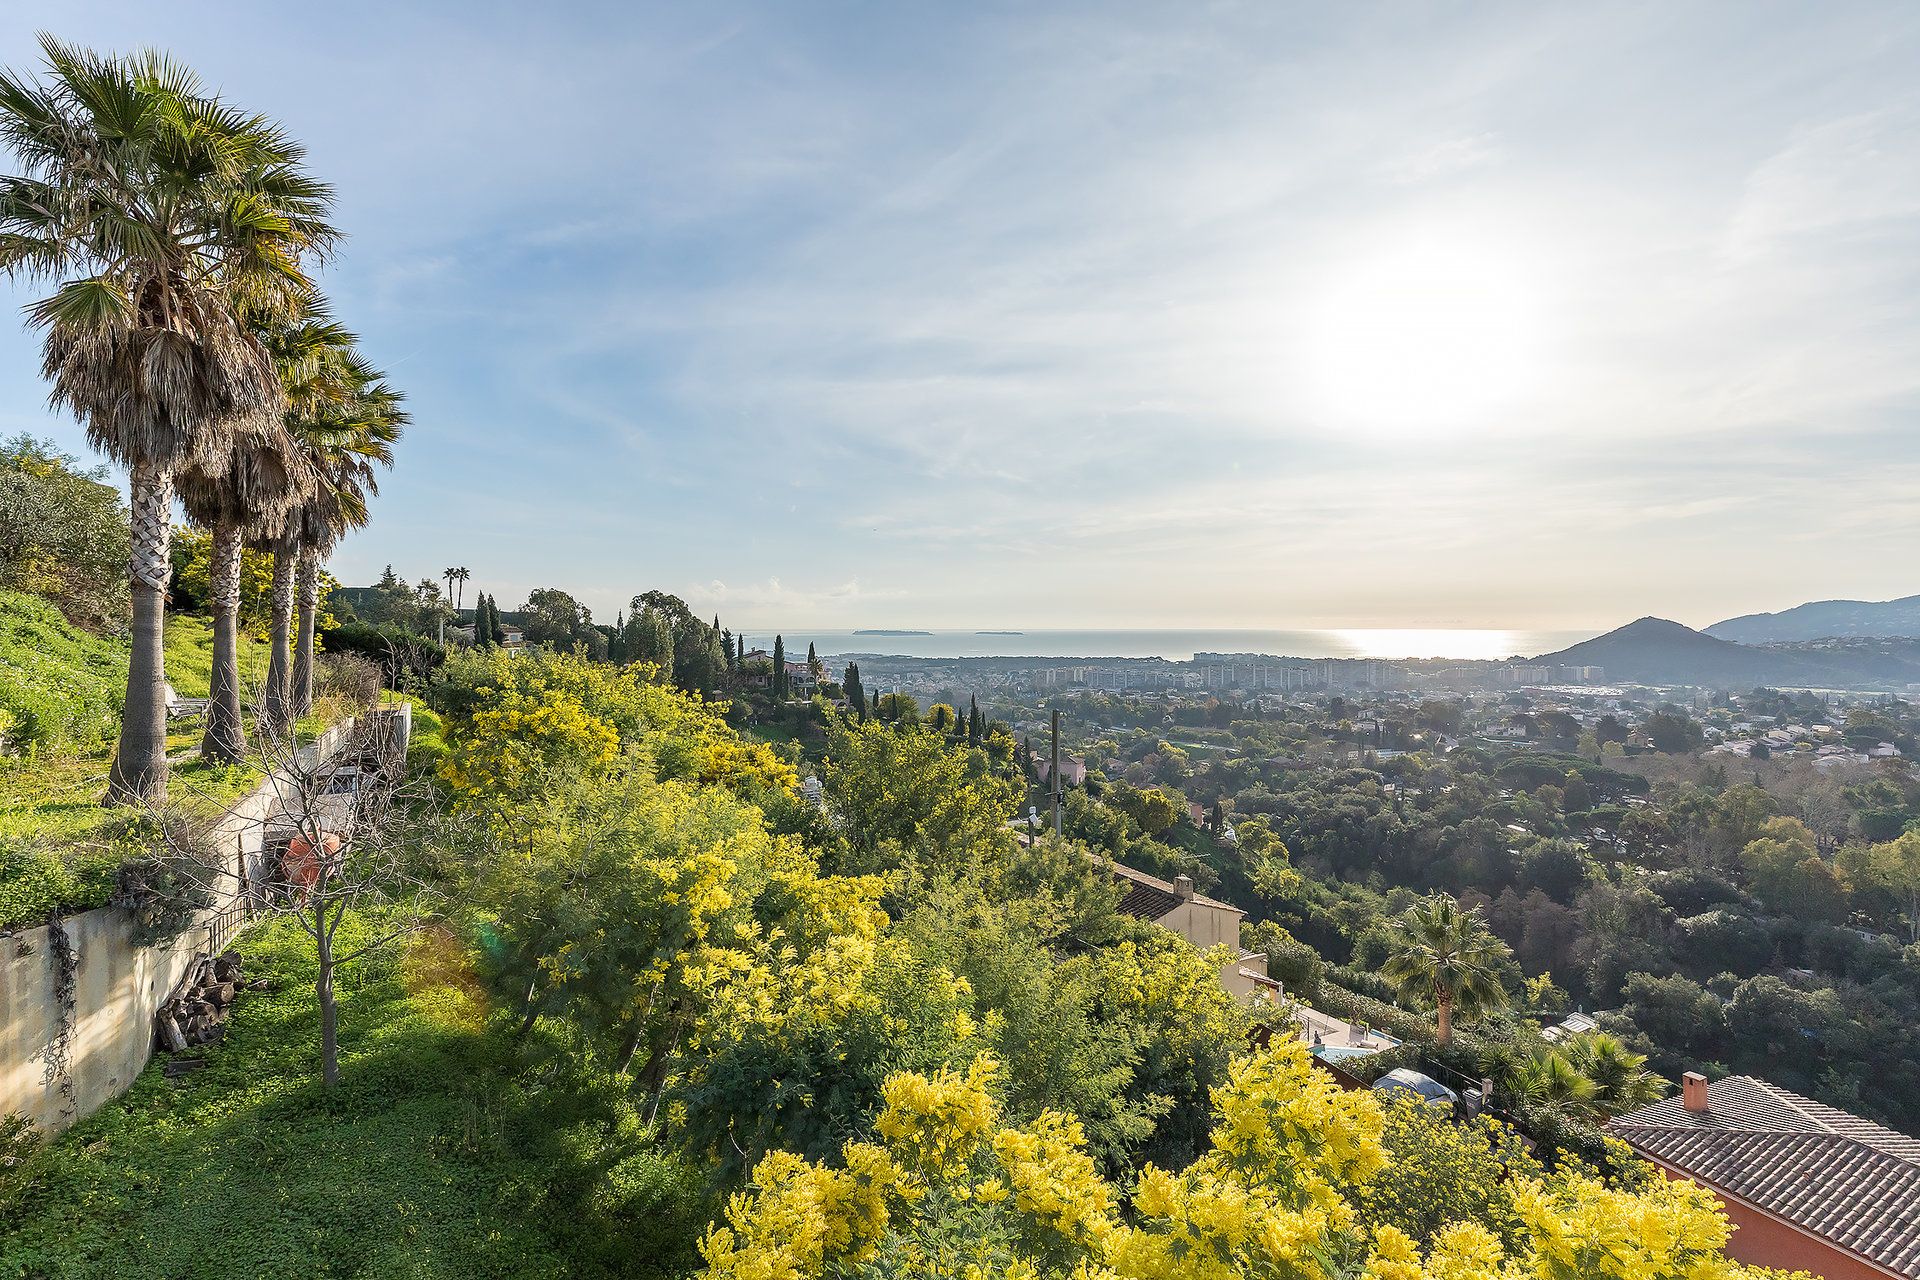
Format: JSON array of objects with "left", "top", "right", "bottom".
[
  {"left": 1174, "top": 874, "right": 1195, "bottom": 901},
  {"left": 1682, "top": 1072, "right": 1709, "bottom": 1114}
]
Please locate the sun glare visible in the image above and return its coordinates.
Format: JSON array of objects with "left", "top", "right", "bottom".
[
  {"left": 1333, "top": 628, "right": 1523, "bottom": 661},
  {"left": 1299, "top": 230, "right": 1546, "bottom": 437}
]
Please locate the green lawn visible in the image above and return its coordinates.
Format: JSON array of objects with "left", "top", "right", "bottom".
[
  {"left": 2, "top": 610, "right": 303, "bottom": 929},
  {"left": 0, "top": 913, "right": 705, "bottom": 1280},
  {"left": 162, "top": 611, "right": 272, "bottom": 702}
]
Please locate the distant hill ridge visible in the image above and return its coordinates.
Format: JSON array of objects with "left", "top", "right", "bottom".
[
  {"left": 1533, "top": 617, "right": 1835, "bottom": 686},
  {"left": 1535, "top": 615, "right": 1920, "bottom": 688},
  {"left": 1708, "top": 594, "right": 1920, "bottom": 644}
]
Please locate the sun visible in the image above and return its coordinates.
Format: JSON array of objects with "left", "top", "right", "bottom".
[{"left": 1298, "top": 229, "right": 1547, "bottom": 437}]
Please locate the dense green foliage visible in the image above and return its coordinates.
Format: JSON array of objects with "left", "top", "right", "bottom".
[
  {"left": 1, "top": 642, "right": 1828, "bottom": 1280},
  {"left": 0, "top": 437, "right": 128, "bottom": 635},
  {"left": 1017, "top": 685, "right": 1920, "bottom": 1132},
  {"left": 0, "top": 589, "right": 126, "bottom": 758},
  {"left": 0, "top": 835, "right": 119, "bottom": 933}
]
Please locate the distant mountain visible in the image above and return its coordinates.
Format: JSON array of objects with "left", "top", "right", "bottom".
[
  {"left": 1533, "top": 617, "right": 1839, "bottom": 687},
  {"left": 1707, "top": 595, "right": 1920, "bottom": 644}
]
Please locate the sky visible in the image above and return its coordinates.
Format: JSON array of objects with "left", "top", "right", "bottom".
[{"left": 1, "top": 2, "right": 1917, "bottom": 632}]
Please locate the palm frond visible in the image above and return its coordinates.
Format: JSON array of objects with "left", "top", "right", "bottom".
[
  {"left": 25, "top": 274, "right": 130, "bottom": 330},
  {"left": 1, "top": 36, "right": 336, "bottom": 474}
]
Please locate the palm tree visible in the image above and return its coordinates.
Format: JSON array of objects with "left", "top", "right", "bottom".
[
  {"left": 451, "top": 567, "right": 469, "bottom": 613},
  {"left": 1560, "top": 1031, "right": 1665, "bottom": 1119},
  {"left": 1506, "top": 1045, "right": 1600, "bottom": 1124},
  {"left": 254, "top": 312, "right": 357, "bottom": 732},
  {"left": 283, "top": 347, "right": 404, "bottom": 720},
  {"left": 174, "top": 415, "right": 308, "bottom": 762},
  {"left": 0, "top": 37, "right": 334, "bottom": 800},
  {"left": 1380, "top": 893, "right": 1512, "bottom": 1047}
]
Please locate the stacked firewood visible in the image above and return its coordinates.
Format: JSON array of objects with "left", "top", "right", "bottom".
[{"left": 157, "top": 950, "right": 246, "bottom": 1053}]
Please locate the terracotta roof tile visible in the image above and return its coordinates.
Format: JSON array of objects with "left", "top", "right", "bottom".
[
  {"left": 1609, "top": 1076, "right": 1920, "bottom": 1277},
  {"left": 1099, "top": 857, "right": 1239, "bottom": 922}
]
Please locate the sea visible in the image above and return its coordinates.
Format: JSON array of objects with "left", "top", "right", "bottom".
[{"left": 728, "top": 628, "right": 1597, "bottom": 663}]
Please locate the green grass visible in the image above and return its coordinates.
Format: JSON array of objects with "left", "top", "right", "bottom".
[
  {"left": 0, "top": 912, "right": 706, "bottom": 1279},
  {"left": 161, "top": 611, "right": 272, "bottom": 701},
  {"left": 1, "top": 606, "right": 287, "bottom": 927},
  {"left": 0, "top": 589, "right": 126, "bottom": 758}
]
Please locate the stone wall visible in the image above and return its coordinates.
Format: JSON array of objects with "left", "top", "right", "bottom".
[{"left": 0, "top": 712, "right": 384, "bottom": 1135}]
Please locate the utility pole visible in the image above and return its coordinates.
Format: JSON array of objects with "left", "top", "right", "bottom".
[{"left": 1050, "top": 708, "right": 1062, "bottom": 838}]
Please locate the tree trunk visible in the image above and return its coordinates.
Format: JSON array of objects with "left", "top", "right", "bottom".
[
  {"left": 109, "top": 461, "right": 173, "bottom": 804},
  {"left": 262, "top": 547, "right": 295, "bottom": 735},
  {"left": 200, "top": 520, "right": 247, "bottom": 764},
  {"left": 316, "top": 909, "right": 339, "bottom": 1087},
  {"left": 1435, "top": 990, "right": 1454, "bottom": 1047},
  {"left": 292, "top": 547, "right": 320, "bottom": 718},
  {"left": 614, "top": 1019, "right": 646, "bottom": 1075}
]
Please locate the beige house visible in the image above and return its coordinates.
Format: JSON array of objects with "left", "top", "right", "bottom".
[
  {"left": 1105, "top": 859, "right": 1270, "bottom": 997},
  {"left": 1034, "top": 751, "right": 1088, "bottom": 787}
]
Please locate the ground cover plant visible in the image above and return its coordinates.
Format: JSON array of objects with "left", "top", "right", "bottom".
[{"left": 0, "top": 912, "right": 707, "bottom": 1280}]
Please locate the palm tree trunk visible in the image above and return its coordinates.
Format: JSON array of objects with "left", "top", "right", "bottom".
[
  {"left": 262, "top": 547, "right": 295, "bottom": 735},
  {"left": 200, "top": 519, "right": 247, "bottom": 763},
  {"left": 292, "top": 547, "right": 320, "bottom": 718},
  {"left": 1436, "top": 991, "right": 1454, "bottom": 1047},
  {"left": 109, "top": 460, "right": 173, "bottom": 804}
]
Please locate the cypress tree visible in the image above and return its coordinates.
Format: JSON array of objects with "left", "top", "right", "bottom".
[
  {"left": 488, "top": 594, "right": 505, "bottom": 645},
  {"left": 772, "top": 634, "right": 787, "bottom": 699},
  {"left": 968, "top": 697, "right": 982, "bottom": 747}
]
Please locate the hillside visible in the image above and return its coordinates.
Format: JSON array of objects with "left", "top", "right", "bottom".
[
  {"left": 1532, "top": 616, "right": 1844, "bottom": 687},
  {"left": 1707, "top": 594, "right": 1920, "bottom": 643},
  {"left": 0, "top": 588, "right": 127, "bottom": 757}
]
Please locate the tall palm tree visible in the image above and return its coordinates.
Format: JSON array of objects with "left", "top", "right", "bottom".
[
  {"left": 254, "top": 311, "right": 356, "bottom": 732},
  {"left": 282, "top": 346, "right": 404, "bottom": 720},
  {"left": 0, "top": 37, "right": 334, "bottom": 801},
  {"left": 450, "top": 566, "right": 469, "bottom": 612},
  {"left": 1380, "top": 893, "right": 1512, "bottom": 1047},
  {"left": 174, "top": 414, "right": 308, "bottom": 762}
]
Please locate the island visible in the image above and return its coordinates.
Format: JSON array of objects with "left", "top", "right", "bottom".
[
  {"left": 976, "top": 630, "right": 1025, "bottom": 635},
  {"left": 853, "top": 629, "right": 933, "bottom": 636}
]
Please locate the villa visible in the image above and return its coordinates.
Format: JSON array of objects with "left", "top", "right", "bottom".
[
  {"left": 1104, "top": 859, "right": 1270, "bottom": 999},
  {"left": 1609, "top": 1073, "right": 1920, "bottom": 1279}
]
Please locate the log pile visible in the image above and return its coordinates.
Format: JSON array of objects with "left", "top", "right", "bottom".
[{"left": 157, "top": 950, "right": 246, "bottom": 1052}]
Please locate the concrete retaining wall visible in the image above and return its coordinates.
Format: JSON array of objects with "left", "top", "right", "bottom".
[
  {"left": 0, "top": 905, "right": 220, "bottom": 1133},
  {"left": 0, "top": 712, "right": 381, "bottom": 1135}
]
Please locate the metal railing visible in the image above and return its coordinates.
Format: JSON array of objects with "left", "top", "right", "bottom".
[{"left": 205, "top": 899, "right": 251, "bottom": 956}]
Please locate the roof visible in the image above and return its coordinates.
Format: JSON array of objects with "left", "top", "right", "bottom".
[
  {"left": 1102, "top": 858, "right": 1240, "bottom": 922},
  {"left": 1541, "top": 1011, "right": 1598, "bottom": 1042},
  {"left": 1609, "top": 1076, "right": 1920, "bottom": 1277}
]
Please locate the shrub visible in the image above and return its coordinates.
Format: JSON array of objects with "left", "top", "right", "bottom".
[
  {"left": 0, "top": 836, "right": 119, "bottom": 932},
  {"left": 318, "top": 620, "right": 445, "bottom": 689},
  {"left": 0, "top": 436, "right": 129, "bottom": 634},
  {"left": 0, "top": 912, "right": 709, "bottom": 1278}
]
